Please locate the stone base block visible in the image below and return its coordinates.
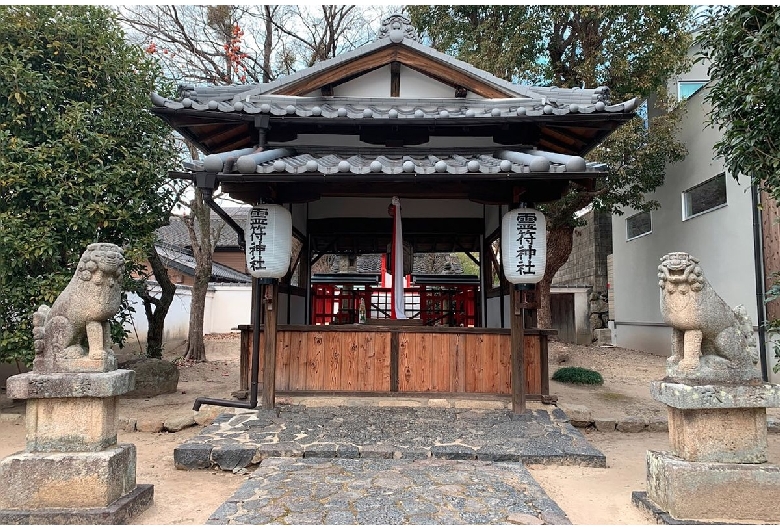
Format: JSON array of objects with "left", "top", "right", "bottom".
[
  {"left": 646, "top": 450, "right": 780, "bottom": 522},
  {"left": 0, "top": 445, "right": 137, "bottom": 510},
  {"left": 651, "top": 380, "right": 780, "bottom": 409},
  {"left": 668, "top": 406, "right": 766, "bottom": 463},
  {"left": 0, "top": 483, "right": 153, "bottom": 525},
  {"left": 6, "top": 369, "right": 134, "bottom": 400},
  {"left": 25, "top": 397, "right": 119, "bottom": 452}
]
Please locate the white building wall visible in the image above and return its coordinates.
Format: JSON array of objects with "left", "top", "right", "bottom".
[
  {"left": 125, "top": 283, "right": 252, "bottom": 346},
  {"left": 333, "top": 65, "right": 391, "bottom": 97},
  {"left": 612, "top": 87, "right": 760, "bottom": 361}
]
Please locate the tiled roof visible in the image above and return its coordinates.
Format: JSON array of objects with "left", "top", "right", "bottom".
[
  {"left": 156, "top": 245, "right": 251, "bottom": 283},
  {"left": 190, "top": 146, "right": 603, "bottom": 176},
  {"left": 156, "top": 209, "right": 250, "bottom": 249},
  {"left": 152, "top": 93, "right": 635, "bottom": 120}
]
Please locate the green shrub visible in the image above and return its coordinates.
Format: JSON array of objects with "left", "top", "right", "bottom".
[{"left": 552, "top": 367, "right": 604, "bottom": 385}]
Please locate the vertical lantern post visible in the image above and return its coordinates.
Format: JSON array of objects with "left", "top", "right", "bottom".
[
  {"left": 501, "top": 207, "right": 546, "bottom": 415},
  {"left": 246, "top": 204, "right": 293, "bottom": 409}
]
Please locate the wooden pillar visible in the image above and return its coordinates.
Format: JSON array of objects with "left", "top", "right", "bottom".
[
  {"left": 510, "top": 286, "right": 526, "bottom": 414},
  {"left": 262, "top": 281, "right": 279, "bottom": 409}
]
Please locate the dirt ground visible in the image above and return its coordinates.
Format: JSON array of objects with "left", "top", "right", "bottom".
[{"left": 1, "top": 336, "right": 778, "bottom": 525}]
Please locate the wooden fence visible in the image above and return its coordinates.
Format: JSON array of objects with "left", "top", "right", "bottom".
[{"left": 238, "top": 325, "right": 553, "bottom": 398}]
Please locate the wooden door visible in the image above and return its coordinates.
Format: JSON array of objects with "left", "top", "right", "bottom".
[{"left": 550, "top": 293, "right": 576, "bottom": 343}]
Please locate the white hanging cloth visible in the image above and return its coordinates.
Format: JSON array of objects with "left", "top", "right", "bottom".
[{"left": 391, "top": 196, "right": 407, "bottom": 320}]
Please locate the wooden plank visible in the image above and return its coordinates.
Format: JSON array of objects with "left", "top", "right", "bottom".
[
  {"left": 390, "top": 331, "right": 399, "bottom": 392},
  {"left": 341, "top": 331, "right": 359, "bottom": 391},
  {"left": 262, "top": 282, "right": 279, "bottom": 409},
  {"left": 288, "top": 331, "right": 306, "bottom": 391},
  {"left": 510, "top": 288, "right": 526, "bottom": 413},
  {"left": 464, "top": 333, "right": 480, "bottom": 392},
  {"left": 376, "top": 332, "right": 392, "bottom": 392},
  {"left": 325, "top": 331, "right": 342, "bottom": 391},
  {"left": 240, "top": 328, "right": 251, "bottom": 392},
  {"left": 539, "top": 333, "right": 550, "bottom": 395},
  {"left": 417, "top": 333, "right": 432, "bottom": 392},
  {"left": 498, "top": 334, "right": 511, "bottom": 394},
  {"left": 398, "top": 332, "right": 413, "bottom": 392},
  {"left": 276, "top": 330, "right": 291, "bottom": 391},
  {"left": 524, "top": 334, "right": 541, "bottom": 395},
  {"left": 429, "top": 333, "right": 450, "bottom": 392},
  {"left": 483, "top": 333, "right": 500, "bottom": 394},
  {"left": 452, "top": 333, "right": 466, "bottom": 393},
  {"left": 307, "top": 331, "right": 325, "bottom": 391}
]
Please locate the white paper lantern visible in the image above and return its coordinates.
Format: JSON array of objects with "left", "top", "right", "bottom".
[
  {"left": 501, "top": 208, "right": 546, "bottom": 284},
  {"left": 245, "top": 204, "right": 292, "bottom": 278}
]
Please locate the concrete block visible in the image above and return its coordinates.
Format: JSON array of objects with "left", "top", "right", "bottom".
[
  {"left": 594, "top": 328, "right": 612, "bottom": 346},
  {"left": 25, "top": 396, "right": 117, "bottom": 452},
  {"left": 0, "top": 445, "right": 136, "bottom": 509},
  {"left": 668, "top": 406, "right": 766, "bottom": 463},
  {"left": 646, "top": 450, "right": 780, "bottom": 522},
  {"left": 593, "top": 418, "right": 615, "bottom": 432}
]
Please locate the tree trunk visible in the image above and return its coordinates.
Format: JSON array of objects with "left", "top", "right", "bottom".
[
  {"left": 263, "top": 5, "right": 273, "bottom": 83},
  {"left": 183, "top": 187, "right": 213, "bottom": 362},
  {"left": 536, "top": 225, "right": 575, "bottom": 329},
  {"left": 142, "top": 246, "right": 176, "bottom": 358}
]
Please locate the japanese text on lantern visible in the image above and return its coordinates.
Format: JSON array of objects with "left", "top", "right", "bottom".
[
  {"left": 515, "top": 212, "right": 537, "bottom": 275},
  {"left": 248, "top": 207, "right": 269, "bottom": 271}
]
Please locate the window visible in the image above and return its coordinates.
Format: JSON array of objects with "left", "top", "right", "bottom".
[
  {"left": 683, "top": 173, "right": 727, "bottom": 220},
  {"left": 678, "top": 80, "right": 707, "bottom": 101},
  {"left": 626, "top": 211, "right": 652, "bottom": 240}
]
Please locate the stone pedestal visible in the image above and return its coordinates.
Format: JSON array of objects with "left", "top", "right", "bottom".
[
  {"left": 644, "top": 450, "right": 780, "bottom": 522},
  {"left": 0, "top": 370, "right": 153, "bottom": 524},
  {"left": 634, "top": 380, "right": 780, "bottom": 523}
]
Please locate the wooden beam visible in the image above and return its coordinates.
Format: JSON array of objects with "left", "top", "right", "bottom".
[
  {"left": 510, "top": 286, "right": 526, "bottom": 414},
  {"left": 262, "top": 281, "right": 279, "bottom": 409},
  {"left": 390, "top": 331, "right": 400, "bottom": 392},
  {"left": 390, "top": 61, "right": 400, "bottom": 97}
]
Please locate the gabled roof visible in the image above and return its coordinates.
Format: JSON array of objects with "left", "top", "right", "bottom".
[
  {"left": 151, "top": 14, "right": 636, "bottom": 158},
  {"left": 156, "top": 244, "right": 251, "bottom": 284},
  {"left": 177, "top": 15, "right": 569, "bottom": 101}
]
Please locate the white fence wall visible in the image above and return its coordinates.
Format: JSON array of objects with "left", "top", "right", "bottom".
[{"left": 126, "top": 282, "right": 251, "bottom": 344}]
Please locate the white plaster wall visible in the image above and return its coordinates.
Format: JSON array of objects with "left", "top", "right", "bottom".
[
  {"left": 126, "top": 283, "right": 252, "bottom": 345},
  {"left": 399, "top": 65, "right": 455, "bottom": 98},
  {"left": 206, "top": 284, "right": 252, "bottom": 331},
  {"left": 333, "top": 65, "right": 391, "bottom": 97},
  {"left": 278, "top": 134, "right": 501, "bottom": 150},
  {"left": 126, "top": 284, "right": 192, "bottom": 343},
  {"left": 611, "top": 87, "right": 759, "bottom": 357},
  {"left": 308, "top": 197, "right": 483, "bottom": 219}
]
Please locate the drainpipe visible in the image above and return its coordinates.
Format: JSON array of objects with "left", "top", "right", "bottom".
[{"left": 751, "top": 183, "right": 770, "bottom": 381}]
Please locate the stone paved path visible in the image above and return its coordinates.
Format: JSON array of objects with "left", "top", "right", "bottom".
[
  {"left": 206, "top": 457, "right": 570, "bottom": 525},
  {"left": 175, "top": 405, "right": 605, "bottom": 470},
  {"left": 176, "top": 404, "right": 602, "bottom": 524}
]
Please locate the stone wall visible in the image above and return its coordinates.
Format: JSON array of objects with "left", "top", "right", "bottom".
[{"left": 552, "top": 209, "right": 613, "bottom": 341}]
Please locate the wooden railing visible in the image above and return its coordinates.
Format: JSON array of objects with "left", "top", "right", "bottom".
[{"left": 237, "top": 325, "right": 554, "bottom": 399}]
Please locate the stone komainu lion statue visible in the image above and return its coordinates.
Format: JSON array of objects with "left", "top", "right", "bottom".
[
  {"left": 658, "top": 252, "right": 760, "bottom": 383},
  {"left": 32, "top": 243, "right": 124, "bottom": 373}
]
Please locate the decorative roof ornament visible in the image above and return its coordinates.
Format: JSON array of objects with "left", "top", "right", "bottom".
[{"left": 377, "top": 14, "right": 420, "bottom": 44}]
